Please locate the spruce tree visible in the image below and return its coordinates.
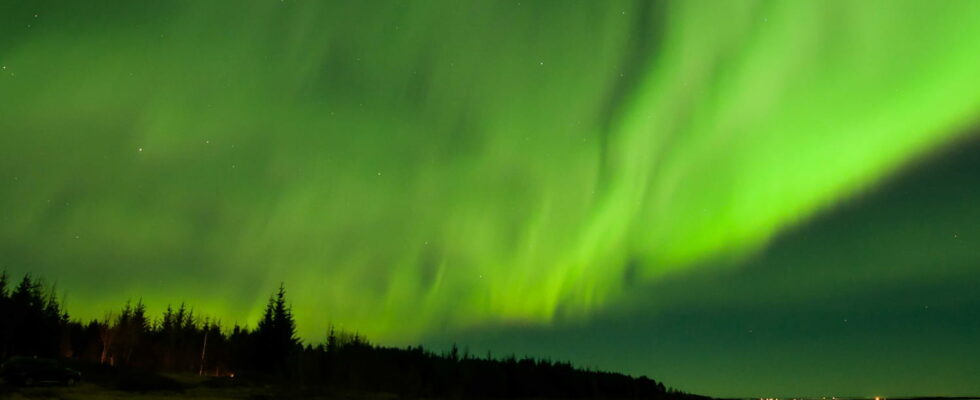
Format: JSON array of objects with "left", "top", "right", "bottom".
[{"left": 255, "top": 283, "right": 299, "bottom": 374}]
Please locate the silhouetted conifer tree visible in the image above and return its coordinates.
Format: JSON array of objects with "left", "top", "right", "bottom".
[
  {"left": 0, "top": 270, "right": 9, "bottom": 359},
  {"left": 255, "top": 283, "right": 299, "bottom": 375},
  {"left": 0, "top": 273, "right": 701, "bottom": 400}
]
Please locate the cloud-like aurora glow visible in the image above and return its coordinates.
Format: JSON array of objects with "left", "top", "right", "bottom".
[{"left": 1, "top": 0, "right": 978, "bottom": 342}]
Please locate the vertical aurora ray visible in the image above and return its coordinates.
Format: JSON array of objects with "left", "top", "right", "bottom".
[
  {"left": 0, "top": 0, "right": 978, "bottom": 341},
  {"left": 549, "top": 0, "right": 980, "bottom": 318}
]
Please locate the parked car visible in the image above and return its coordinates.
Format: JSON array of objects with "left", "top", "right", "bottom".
[{"left": 0, "top": 357, "right": 82, "bottom": 386}]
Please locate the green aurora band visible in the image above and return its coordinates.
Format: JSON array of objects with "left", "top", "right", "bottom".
[{"left": 1, "top": 0, "right": 979, "bottom": 341}]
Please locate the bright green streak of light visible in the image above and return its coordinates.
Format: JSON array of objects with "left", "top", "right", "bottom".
[{"left": 0, "top": 0, "right": 978, "bottom": 341}]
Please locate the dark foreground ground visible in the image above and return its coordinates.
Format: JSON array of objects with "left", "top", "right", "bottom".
[
  {"left": 1, "top": 374, "right": 395, "bottom": 400},
  {"left": 1, "top": 372, "right": 692, "bottom": 400},
  {"left": 0, "top": 357, "right": 710, "bottom": 400}
]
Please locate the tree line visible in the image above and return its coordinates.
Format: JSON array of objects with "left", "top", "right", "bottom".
[{"left": 0, "top": 271, "right": 701, "bottom": 399}]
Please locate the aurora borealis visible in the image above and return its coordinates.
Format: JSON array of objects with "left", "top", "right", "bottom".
[{"left": 2, "top": 0, "right": 979, "bottom": 396}]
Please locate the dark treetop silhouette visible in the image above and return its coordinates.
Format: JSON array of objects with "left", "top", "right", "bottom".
[{"left": 0, "top": 271, "right": 706, "bottom": 399}]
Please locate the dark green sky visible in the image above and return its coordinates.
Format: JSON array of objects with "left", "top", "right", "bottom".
[
  {"left": 1, "top": 0, "right": 979, "bottom": 396},
  {"left": 425, "top": 134, "right": 980, "bottom": 397}
]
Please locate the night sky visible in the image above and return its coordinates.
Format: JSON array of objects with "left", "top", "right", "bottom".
[{"left": 2, "top": 0, "right": 979, "bottom": 397}]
